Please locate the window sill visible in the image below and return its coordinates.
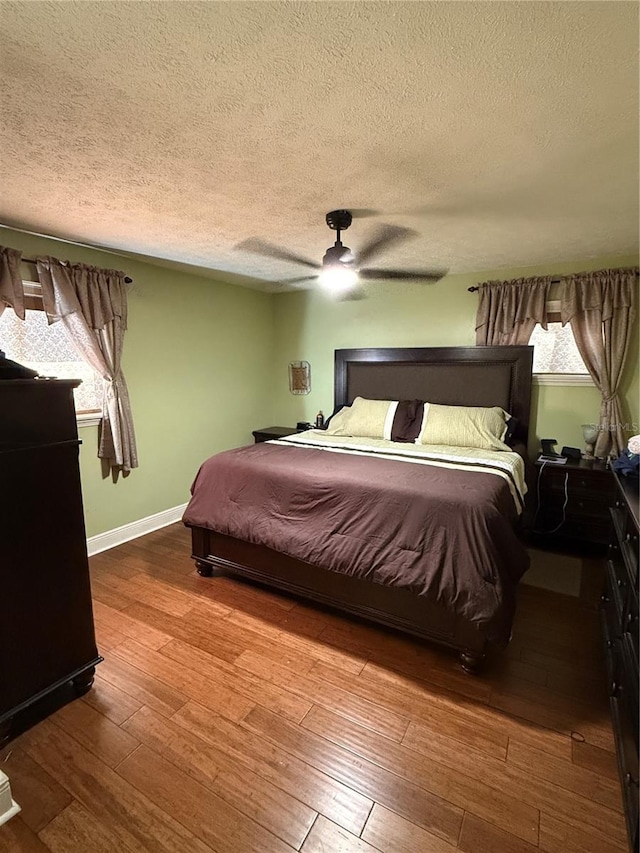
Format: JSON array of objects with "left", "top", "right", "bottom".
[
  {"left": 533, "top": 374, "right": 594, "bottom": 387},
  {"left": 77, "top": 413, "right": 102, "bottom": 428}
]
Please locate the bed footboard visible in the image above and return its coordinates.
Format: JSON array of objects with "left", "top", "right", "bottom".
[{"left": 188, "top": 525, "right": 487, "bottom": 670}]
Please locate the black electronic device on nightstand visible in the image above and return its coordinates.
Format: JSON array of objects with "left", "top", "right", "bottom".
[
  {"left": 538, "top": 438, "right": 566, "bottom": 464},
  {"left": 561, "top": 446, "right": 582, "bottom": 460},
  {"left": 541, "top": 438, "right": 560, "bottom": 457}
]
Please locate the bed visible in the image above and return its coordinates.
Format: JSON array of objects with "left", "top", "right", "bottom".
[{"left": 183, "top": 345, "right": 534, "bottom": 672}]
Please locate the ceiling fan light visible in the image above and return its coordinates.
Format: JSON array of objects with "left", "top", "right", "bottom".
[{"left": 318, "top": 266, "right": 359, "bottom": 294}]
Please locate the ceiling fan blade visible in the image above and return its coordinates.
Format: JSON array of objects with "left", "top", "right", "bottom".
[
  {"left": 237, "top": 238, "right": 320, "bottom": 270},
  {"left": 359, "top": 268, "right": 447, "bottom": 283},
  {"left": 279, "top": 275, "right": 319, "bottom": 284},
  {"left": 356, "top": 224, "right": 418, "bottom": 265},
  {"left": 348, "top": 208, "right": 379, "bottom": 219}
]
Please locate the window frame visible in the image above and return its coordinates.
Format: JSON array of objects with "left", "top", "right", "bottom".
[
  {"left": 531, "top": 299, "right": 594, "bottom": 387},
  {"left": 5, "top": 279, "right": 103, "bottom": 427}
]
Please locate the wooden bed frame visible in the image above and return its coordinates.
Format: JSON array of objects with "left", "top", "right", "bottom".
[{"left": 187, "top": 345, "right": 533, "bottom": 672}]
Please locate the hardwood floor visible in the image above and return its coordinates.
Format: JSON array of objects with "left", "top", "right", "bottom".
[{"left": 0, "top": 524, "right": 626, "bottom": 853}]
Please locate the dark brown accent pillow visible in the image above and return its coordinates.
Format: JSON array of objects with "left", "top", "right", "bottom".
[{"left": 391, "top": 400, "right": 424, "bottom": 442}]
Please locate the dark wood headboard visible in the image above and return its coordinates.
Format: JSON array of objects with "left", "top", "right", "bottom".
[{"left": 334, "top": 346, "right": 533, "bottom": 443}]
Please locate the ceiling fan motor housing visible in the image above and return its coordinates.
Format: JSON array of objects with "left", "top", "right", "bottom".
[{"left": 325, "top": 209, "right": 353, "bottom": 232}]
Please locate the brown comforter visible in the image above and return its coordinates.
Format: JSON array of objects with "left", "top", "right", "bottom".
[{"left": 183, "top": 437, "right": 529, "bottom": 645}]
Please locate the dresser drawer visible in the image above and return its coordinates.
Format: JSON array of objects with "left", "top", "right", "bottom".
[
  {"left": 603, "top": 560, "right": 625, "bottom": 639},
  {"left": 612, "top": 504, "right": 639, "bottom": 589},
  {"left": 601, "top": 590, "right": 620, "bottom": 658},
  {"left": 0, "top": 380, "right": 80, "bottom": 444},
  {"left": 608, "top": 541, "right": 632, "bottom": 606},
  {"left": 622, "top": 586, "right": 638, "bottom": 673},
  {"left": 611, "top": 685, "right": 640, "bottom": 851}
]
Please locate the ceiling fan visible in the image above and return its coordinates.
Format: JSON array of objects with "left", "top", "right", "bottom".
[{"left": 239, "top": 210, "right": 446, "bottom": 295}]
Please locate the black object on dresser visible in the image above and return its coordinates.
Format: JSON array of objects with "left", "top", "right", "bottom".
[
  {"left": 252, "top": 426, "right": 299, "bottom": 443},
  {"left": 602, "top": 472, "right": 639, "bottom": 853},
  {"left": 0, "top": 378, "right": 102, "bottom": 743},
  {"left": 533, "top": 458, "right": 616, "bottom": 548}
]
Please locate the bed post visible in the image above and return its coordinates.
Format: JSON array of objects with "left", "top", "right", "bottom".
[{"left": 459, "top": 649, "right": 485, "bottom": 674}]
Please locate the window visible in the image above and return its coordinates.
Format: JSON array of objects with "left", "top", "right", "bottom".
[
  {"left": 528, "top": 300, "right": 592, "bottom": 386},
  {"left": 0, "top": 284, "right": 102, "bottom": 419}
]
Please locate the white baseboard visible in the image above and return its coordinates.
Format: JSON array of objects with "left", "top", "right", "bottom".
[
  {"left": 87, "top": 503, "right": 188, "bottom": 556},
  {"left": 0, "top": 770, "right": 20, "bottom": 827}
]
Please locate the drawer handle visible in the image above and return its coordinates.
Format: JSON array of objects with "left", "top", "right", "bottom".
[
  {"left": 610, "top": 680, "right": 621, "bottom": 696},
  {"left": 625, "top": 773, "right": 639, "bottom": 788}
]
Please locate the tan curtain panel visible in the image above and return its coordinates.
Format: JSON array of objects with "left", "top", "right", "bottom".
[
  {"left": 561, "top": 267, "right": 638, "bottom": 458},
  {"left": 36, "top": 257, "right": 138, "bottom": 473},
  {"left": 475, "top": 277, "right": 553, "bottom": 345},
  {"left": 0, "top": 245, "right": 25, "bottom": 320}
]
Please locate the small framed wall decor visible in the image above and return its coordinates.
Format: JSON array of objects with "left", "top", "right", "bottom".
[{"left": 288, "top": 361, "right": 311, "bottom": 395}]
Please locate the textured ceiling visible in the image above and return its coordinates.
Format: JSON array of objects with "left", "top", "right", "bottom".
[{"left": 0, "top": 1, "right": 638, "bottom": 291}]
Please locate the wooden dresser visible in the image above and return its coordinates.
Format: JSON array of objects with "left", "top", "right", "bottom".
[
  {"left": 0, "top": 378, "right": 102, "bottom": 742},
  {"left": 601, "top": 471, "right": 639, "bottom": 853}
]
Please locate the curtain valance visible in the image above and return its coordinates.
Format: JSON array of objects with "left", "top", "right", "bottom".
[
  {"left": 36, "top": 257, "right": 128, "bottom": 329},
  {"left": 475, "top": 277, "right": 554, "bottom": 345},
  {"left": 561, "top": 267, "right": 638, "bottom": 325}
]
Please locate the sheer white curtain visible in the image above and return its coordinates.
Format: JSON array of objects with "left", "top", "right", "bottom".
[{"left": 36, "top": 257, "right": 138, "bottom": 472}]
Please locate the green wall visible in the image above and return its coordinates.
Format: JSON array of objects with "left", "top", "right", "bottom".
[
  {"left": 0, "top": 227, "right": 275, "bottom": 537},
  {"left": 271, "top": 254, "right": 639, "bottom": 455}
]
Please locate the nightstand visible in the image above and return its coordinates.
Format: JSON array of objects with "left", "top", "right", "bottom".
[
  {"left": 252, "top": 426, "right": 299, "bottom": 444},
  {"left": 533, "top": 457, "right": 616, "bottom": 548}
]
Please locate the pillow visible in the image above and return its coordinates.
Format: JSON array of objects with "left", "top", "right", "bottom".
[
  {"left": 415, "top": 403, "right": 511, "bottom": 451},
  {"left": 322, "top": 402, "right": 350, "bottom": 431},
  {"left": 326, "top": 397, "right": 423, "bottom": 442}
]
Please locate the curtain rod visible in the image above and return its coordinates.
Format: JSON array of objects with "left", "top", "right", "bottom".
[
  {"left": 22, "top": 256, "right": 133, "bottom": 284},
  {"left": 468, "top": 277, "right": 562, "bottom": 293}
]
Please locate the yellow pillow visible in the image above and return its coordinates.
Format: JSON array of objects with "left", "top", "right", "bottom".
[
  {"left": 416, "top": 403, "right": 510, "bottom": 451},
  {"left": 326, "top": 397, "right": 399, "bottom": 439}
]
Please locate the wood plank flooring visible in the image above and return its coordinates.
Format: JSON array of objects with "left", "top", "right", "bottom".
[{"left": 0, "top": 524, "right": 626, "bottom": 853}]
